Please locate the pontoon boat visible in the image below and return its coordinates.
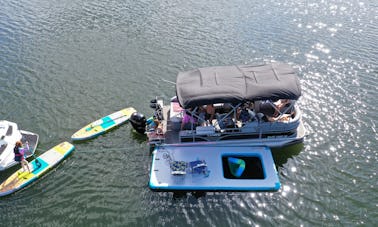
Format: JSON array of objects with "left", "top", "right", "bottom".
[{"left": 131, "top": 62, "right": 305, "bottom": 191}]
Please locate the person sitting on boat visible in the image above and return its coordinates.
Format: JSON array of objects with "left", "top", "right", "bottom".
[
  {"left": 197, "top": 106, "right": 206, "bottom": 126},
  {"left": 181, "top": 108, "right": 197, "bottom": 130},
  {"left": 205, "top": 104, "right": 215, "bottom": 125},
  {"left": 237, "top": 102, "right": 255, "bottom": 124},
  {"left": 14, "top": 141, "right": 31, "bottom": 173},
  {"left": 257, "top": 99, "right": 294, "bottom": 122},
  {"left": 275, "top": 99, "right": 294, "bottom": 115},
  {"left": 267, "top": 114, "right": 292, "bottom": 122},
  {"left": 270, "top": 99, "right": 295, "bottom": 122},
  {"left": 148, "top": 118, "right": 163, "bottom": 134},
  {"left": 198, "top": 104, "right": 215, "bottom": 126}
]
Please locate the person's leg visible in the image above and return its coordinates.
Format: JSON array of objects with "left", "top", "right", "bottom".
[
  {"left": 21, "top": 160, "right": 31, "bottom": 173},
  {"left": 21, "top": 160, "right": 26, "bottom": 172}
]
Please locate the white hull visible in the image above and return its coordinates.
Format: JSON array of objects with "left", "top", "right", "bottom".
[{"left": 0, "top": 121, "right": 39, "bottom": 171}]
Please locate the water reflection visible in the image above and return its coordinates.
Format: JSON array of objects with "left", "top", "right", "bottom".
[
  {"left": 129, "top": 128, "right": 147, "bottom": 144},
  {"left": 272, "top": 143, "right": 304, "bottom": 167}
]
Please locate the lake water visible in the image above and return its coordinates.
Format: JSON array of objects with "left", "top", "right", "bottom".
[{"left": 0, "top": 0, "right": 377, "bottom": 226}]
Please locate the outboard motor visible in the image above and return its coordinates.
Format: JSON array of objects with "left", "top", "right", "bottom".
[{"left": 129, "top": 112, "right": 146, "bottom": 134}]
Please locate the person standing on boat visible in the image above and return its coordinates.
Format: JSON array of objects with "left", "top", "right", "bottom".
[{"left": 14, "top": 141, "right": 31, "bottom": 173}]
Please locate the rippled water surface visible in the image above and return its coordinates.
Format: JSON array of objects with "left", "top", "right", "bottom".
[{"left": 0, "top": 0, "right": 377, "bottom": 226}]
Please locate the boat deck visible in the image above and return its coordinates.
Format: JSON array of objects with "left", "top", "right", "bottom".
[
  {"left": 149, "top": 145, "right": 280, "bottom": 192},
  {"left": 146, "top": 106, "right": 179, "bottom": 145},
  {"left": 147, "top": 104, "right": 305, "bottom": 148}
]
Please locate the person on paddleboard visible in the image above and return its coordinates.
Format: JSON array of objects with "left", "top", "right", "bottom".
[{"left": 14, "top": 141, "right": 31, "bottom": 173}]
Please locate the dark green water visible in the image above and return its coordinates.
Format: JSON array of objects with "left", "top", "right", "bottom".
[{"left": 0, "top": 0, "right": 377, "bottom": 226}]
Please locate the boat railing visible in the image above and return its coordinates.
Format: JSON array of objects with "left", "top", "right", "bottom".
[{"left": 171, "top": 99, "right": 301, "bottom": 143}]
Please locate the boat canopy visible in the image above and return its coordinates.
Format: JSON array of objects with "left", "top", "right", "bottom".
[{"left": 176, "top": 62, "right": 302, "bottom": 108}]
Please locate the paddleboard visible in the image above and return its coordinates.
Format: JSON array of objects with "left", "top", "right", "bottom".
[
  {"left": 0, "top": 141, "right": 75, "bottom": 197},
  {"left": 71, "top": 107, "right": 136, "bottom": 141}
]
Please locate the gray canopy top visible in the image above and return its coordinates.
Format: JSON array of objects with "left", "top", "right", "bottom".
[{"left": 176, "top": 62, "right": 302, "bottom": 109}]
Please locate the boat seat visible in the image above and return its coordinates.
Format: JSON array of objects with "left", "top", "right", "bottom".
[{"left": 196, "top": 126, "right": 215, "bottom": 135}]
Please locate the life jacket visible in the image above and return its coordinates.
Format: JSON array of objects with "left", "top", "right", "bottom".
[{"left": 14, "top": 146, "right": 22, "bottom": 162}]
